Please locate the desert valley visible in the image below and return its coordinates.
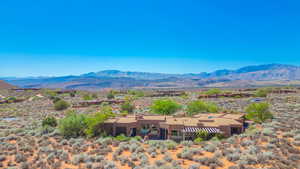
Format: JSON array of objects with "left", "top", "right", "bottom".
[{"left": 1, "top": 78, "right": 300, "bottom": 169}]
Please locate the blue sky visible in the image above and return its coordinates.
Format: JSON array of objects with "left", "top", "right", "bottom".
[{"left": 1, "top": 0, "right": 300, "bottom": 77}]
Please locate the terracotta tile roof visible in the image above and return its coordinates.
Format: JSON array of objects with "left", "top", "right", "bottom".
[{"left": 104, "top": 113, "right": 244, "bottom": 127}]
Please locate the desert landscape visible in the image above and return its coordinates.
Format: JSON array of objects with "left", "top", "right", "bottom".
[
  {"left": 1, "top": 1, "right": 300, "bottom": 168},
  {"left": 1, "top": 83, "right": 300, "bottom": 169}
]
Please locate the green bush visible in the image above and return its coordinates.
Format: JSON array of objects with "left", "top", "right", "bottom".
[
  {"left": 194, "top": 137, "right": 204, "bottom": 144},
  {"left": 82, "top": 94, "right": 93, "bottom": 100},
  {"left": 128, "top": 90, "right": 144, "bottom": 97},
  {"left": 58, "top": 112, "right": 87, "bottom": 138},
  {"left": 121, "top": 102, "right": 135, "bottom": 113},
  {"left": 245, "top": 102, "right": 273, "bottom": 123},
  {"left": 115, "top": 134, "right": 130, "bottom": 142},
  {"left": 196, "top": 130, "right": 209, "bottom": 140},
  {"left": 255, "top": 88, "right": 271, "bottom": 97},
  {"left": 85, "top": 111, "right": 111, "bottom": 137},
  {"left": 82, "top": 93, "right": 97, "bottom": 100},
  {"left": 51, "top": 97, "right": 61, "bottom": 104},
  {"left": 151, "top": 99, "right": 181, "bottom": 115},
  {"left": 69, "top": 91, "right": 76, "bottom": 97},
  {"left": 42, "top": 116, "right": 57, "bottom": 127},
  {"left": 187, "top": 100, "right": 219, "bottom": 116},
  {"left": 54, "top": 100, "right": 70, "bottom": 111},
  {"left": 203, "top": 88, "right": 222, "bottom": 95},
  {"left": 45, "top": 90, "right": 58, "bottom": 98},
  {"left": 131, "top": 136, "right": 142, "bottom": 141},
  {"left": 107, "top": 91, "right": 115, "bottom": 99}
]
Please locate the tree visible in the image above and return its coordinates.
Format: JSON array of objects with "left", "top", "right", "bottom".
[
  {"left": 187, "top": 100, "right": 219, "bottom": 116},
  {"left": 84, "top": 105, "right": 115, "bottom": 137},
  {"left": 58, "top": 111, "right": 87, "bottom": 138},
  {"left": 255, "top": 88, "right": 271, "bottom": 97},
  {"left": 54, "top": 100, "right": 70, "bottom": 111},
  {"left": 245, "top": 102, "right": 273, "bottom": 123},
  {"left": 150, "top": 99, "right": 181, "bottom": 115},
  {"left": 107, "top": 91, "right": 115, "bottom": 99},
  {"left": 121, "top": 102, "right": 135, "bottom": 113}
]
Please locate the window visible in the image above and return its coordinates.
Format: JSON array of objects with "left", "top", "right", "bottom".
[{"left": 171, "top": 130, "right": 178, "bottom": 136}]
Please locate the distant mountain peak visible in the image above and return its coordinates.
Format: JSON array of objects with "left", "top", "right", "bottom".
[{"left": 2, "top": 63, "right": 300, "bottom": 90}]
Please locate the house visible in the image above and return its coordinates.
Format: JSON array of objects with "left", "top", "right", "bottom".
[
  {"left": 102, "top": 113, "right": 245, "bottom": 141},
  {"left": 198, "top": 93, "right": 254, "bottom": 99},
  {"left": 73, "top": 99, "right": 125, "bottom": 108},
  {"left": 149, "top": 90, "right": 186, "bottom": 97}
]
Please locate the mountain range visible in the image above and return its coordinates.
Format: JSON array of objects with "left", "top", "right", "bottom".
[{"left": 2, "top": 64, "right": 300, "bottom": 90}]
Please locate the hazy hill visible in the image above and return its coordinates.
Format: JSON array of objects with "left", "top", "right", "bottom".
[
  {"left": 2, "top": 64, "right": 300, "bottom": 90},
  {"left": 0, "top": 80, "right": 15, "bottom": 89}
]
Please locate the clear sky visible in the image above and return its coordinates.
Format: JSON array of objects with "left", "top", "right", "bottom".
[{"left": 1, "top": 0, "right": 300, "bottom": 77}]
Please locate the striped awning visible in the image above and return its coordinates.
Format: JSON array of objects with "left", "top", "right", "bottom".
[{"left": 182, "top": 127, "right": 220, "bottom": 133}]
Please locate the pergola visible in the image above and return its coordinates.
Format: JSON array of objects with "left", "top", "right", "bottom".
[{"left": 182, "top": 127, "right": 220, "bottom": 140}]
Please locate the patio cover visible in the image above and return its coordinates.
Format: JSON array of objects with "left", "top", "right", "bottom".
[{"left": 182, "top": 127, "right": 220, "bottom": 133}]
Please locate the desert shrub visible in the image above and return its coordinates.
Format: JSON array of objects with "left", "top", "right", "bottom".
[
  {"left": 155, "top": 160, "right": 165, "bottom": 167},
  {"left": 294, "top": 134, "right": 300, "bottom": 141},
  {"left": 58, "top": 112, "right": 87, "bottom": 138},
  {"left": 150, "top": 152, "right": 157, "bottom": 158},
  {"left": 0, "top": 155, "right": 6, "bottom": 162},
  {"left": 187, "top": 100, "right": 219, "bottom": 116},
  {"left": 140, "top": 156, "right": 149, "bottom": 166},
  {"left": 115, "top": 134, "right": 130, "bottom": 142},
  {"left": 180, "top": 140, "right": 193, "bottom": 147},
  {"left": 151, "top": 99, "right": 181, "bottom": 115},
  {"left": 262, "top": 128, "right": 274, "bottom": 136},
  {"left": 203, "top": 88, "right": 222, "bottom": 95},
  {"left": 257, "top": 151, "right": 274, "bottom": 162},
  {"left": 239, "top": 154, "right": 258, "bottom": 165},
  {"left": 42, "top": 116, "right": 57, "bottom": 127},
  {"left": 51, "top": 97, "right": 61, "bottom": 104},
  {"left": 204, "top": 144, "right": 217, "bottom": 152},
  {"left": 163, "top": 153, "right": 173, "bottom": 162},
  {"left": 40, "top": 125, "right": 55, "bottom": 134},
  {"left": 180, "top": 148, "right": 194, "bottom": 160},
  {"left": 129, "top": 143, "right": 139, "bottom": 153},
  {"left": 254, "top": 88, "right": 271, "bottom": 97},
  {"left": 15, "top": 153, "right": 26, "bottom": 163},
  {"left": 54, "top": 100, "right": 70, "bottom": 111},
  {"left": 130, "top": 153, "right": 139, "bottom": 161},
  {"left": 227, "top": 153, "right": 240, "bottom": 162},
  {"left": 282, "top": 131, "right": 293, "bottom": 137},
  {"left": 245, "top": 102, "right": 273, "bottom": 123},
  {"left": 228, "top": 166, "right": 239, "bottom": 169},
  {"left": 45, "top": 90, "right": 58, "bottom": 97},
  {"left": 107, "top": 91, "right": 115, "bottom": 99},
  {"left": 128, "top": 90, "right": 145, "bottom": 97},
  {"left": 131, "top": 136, "right": 143, "bottom": 142},
  {"left": 69, "top": 91, "right": 76, "bottom": 97},
  {"left": 165, "top": 140, "right": 177, "bottom": 150},
  {"left": 121, "top": 102, "right": 135, "bottom": 113},
  {"left": 188, "top": 164, "right": 200, "bottom": 169},
  {"left": 196, "top": 130, "right": 209, "bottom": 140},
  {"left": 194, "top": 137, "right": 204, "bottom": 144},
  {"left": 104, "top": 160, "right": 117, "bottom": 169},
  {"left": 288, "top": 154, "right": 300, "bottom": 161},
  {"left": 96, "top": 137, "right": 113, "bottom": 146},
  {"left": 82, "top": 94, "right": 94, "bottom": 100},
  {"left": 293, "top": 141, "right": 300, "bottom": 146}
]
